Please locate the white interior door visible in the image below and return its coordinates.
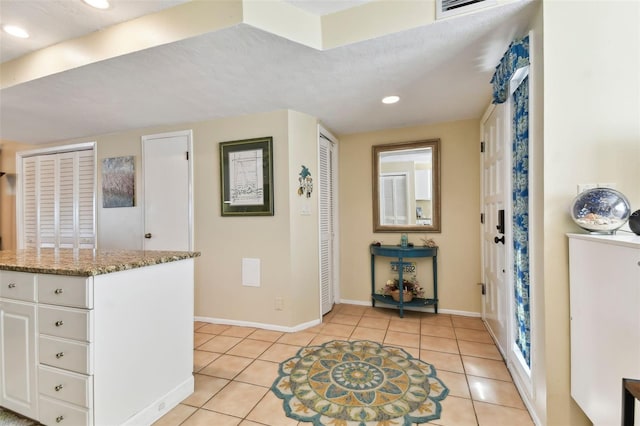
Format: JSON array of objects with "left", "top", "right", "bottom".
[
  {"left": 142, "top": 131, "right": 192, "bottom": 251},
  {"left": 319, "top": 131, "right": 338, "bottom": 316},
  {"left": 481, "top": 104, "right": 509, "bottom": 357}
]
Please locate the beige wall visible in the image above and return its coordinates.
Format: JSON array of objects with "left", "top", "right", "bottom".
[
  {"left": 10, "top": 110, "right": 321, "bottom": 329},
  {"left": 190, "top": 110, "right": 319, "bottom": 327},
  {"left": 542, "top": 1, "right": 640, "bottom": 425},
  {"left": 338, "top": 119, "right": 482, "bottom": 314},
  {"left": 0, "top": 141, "right": 30, "bottom": 250},
  {"left": 287, "top": 110, "right": 322, "bottom": 324}
]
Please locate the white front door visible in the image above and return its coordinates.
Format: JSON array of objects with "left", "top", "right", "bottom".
[
  {"left": 481, "top": 104, "right": 509, "bottom": 357},
  {"left": 142, "top": 131, "right": 193, "bottom": 251}
]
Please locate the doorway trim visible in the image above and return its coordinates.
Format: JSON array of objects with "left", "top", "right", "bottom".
[{"left": 481, "top": 32, "right": 538, "bottom": 422}]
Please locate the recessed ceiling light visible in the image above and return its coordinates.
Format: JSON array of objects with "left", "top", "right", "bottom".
[
  {"left": 2, "top": 25, "right": 29, "bottom": 38},
  {"left": 82, "top": 0, "right": 111, "bottom": 9},
  {"left": 382, "top": 95, "right": 400, "bottom": 104}
]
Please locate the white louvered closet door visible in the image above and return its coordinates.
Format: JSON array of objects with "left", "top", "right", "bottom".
[
  {"left": 380, "top": 174, "right": 408, "bottom": 225},
  {"left": 319, "top": 135, "right": 336, "bottom": 316},
  {"left": 20, "top": 149, "right": 95, "bottom": 249},
  {"left": 21, "top": 157, "right": 37, "bottom": 247},
  {"left": 76, "top": 151, "right": 95, "bottom": 248},
  {"left": 39, "top": 155, "right": 57, "bottom": 247}
]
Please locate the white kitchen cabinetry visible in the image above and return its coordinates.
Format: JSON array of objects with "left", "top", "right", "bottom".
[
  {"left": 37, "top": 274, "right": 94, "bottom": 425},
  {"left": 0, "top": 251, "right": 196, "bottom": 426},
  {"left": 568, "top": 233, "right": 640, "bottom": 426},
  {"left": 0, "top": 271, "right": 38, "bottom": 419}
]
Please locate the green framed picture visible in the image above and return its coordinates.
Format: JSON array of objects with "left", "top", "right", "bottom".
[{"left": 220, "top": 136, "right": 274, "bottom": 216}]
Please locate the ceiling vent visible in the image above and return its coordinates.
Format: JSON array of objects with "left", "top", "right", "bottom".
[{"left": 436, "top": 0, "right": 496, "bottom": 19}]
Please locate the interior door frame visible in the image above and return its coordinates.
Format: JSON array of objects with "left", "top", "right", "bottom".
[
  {"left": 318, "top": 125, "right": 340, "bottom": 315},
  {"left": 505, "top": 65, "right": 534, "bottom": 399},
  {"left": 141, "top": 130, "right": 194, "bottom": 251}
]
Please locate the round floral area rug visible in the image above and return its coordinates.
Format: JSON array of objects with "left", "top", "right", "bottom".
[{"left": 271, "top": 340, "right": 449, "bottom": 426}]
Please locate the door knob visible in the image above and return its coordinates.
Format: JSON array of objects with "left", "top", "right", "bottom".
[
  {"left": 144, "top": 233, "right": 152, "bottom": 239},
  {"left": 494, "top": 236, "right": 505, "bottom": 244}
]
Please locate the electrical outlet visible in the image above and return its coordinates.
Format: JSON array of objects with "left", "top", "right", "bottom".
[{"left": 275, "top": 297, "right": 284, "bottom": 311}]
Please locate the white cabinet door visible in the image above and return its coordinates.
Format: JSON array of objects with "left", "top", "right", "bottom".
[
  {"left": 0, "top": 299, "right": 38, "bottom": 419},
  {"left": 569, "top": 235, "right": 640, "bottom": 426}
]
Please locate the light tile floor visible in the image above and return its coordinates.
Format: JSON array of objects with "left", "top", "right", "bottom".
[{"left": 153, "top": 304, "right": 535, "bottom": 426}]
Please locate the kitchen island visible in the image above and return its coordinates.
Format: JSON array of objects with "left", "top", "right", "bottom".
[{"left": 0, "top": 248, "right": 200, "bottom": 426}]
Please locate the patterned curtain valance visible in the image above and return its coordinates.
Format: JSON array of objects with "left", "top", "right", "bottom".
[{"left": 490, "top": 36, "right": 530, "bottom": 104}]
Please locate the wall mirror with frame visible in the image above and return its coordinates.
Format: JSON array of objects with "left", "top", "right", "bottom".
[{"left": 372, "top": 139, "right": 441, "bottom": 232}]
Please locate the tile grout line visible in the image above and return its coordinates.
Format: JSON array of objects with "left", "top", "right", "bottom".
[{"left": 176, "top": 309, "right": 529, "bottom": 426}]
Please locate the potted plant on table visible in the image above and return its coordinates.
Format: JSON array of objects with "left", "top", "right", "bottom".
[{"left": 381, "top": 276, "right": 424, "bottom": 302}]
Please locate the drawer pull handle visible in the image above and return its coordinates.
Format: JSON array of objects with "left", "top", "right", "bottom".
[
  {"left": 55, "top": 352, "right": 64, "bottom": 359},
  {"left": 56, "top": 415, "right": 64, "bottom": 423},
  {"left": 55, "top": 320, "right": 64, "bottom": 327},
  {"left": 54, "top": 288, "right": 64, "bottom": 294},
  {"left": 54, "top": 384, "right": 64, "bottom": 392},
  {"left": 8, "top": 283, "right": 16, "bottom": 288}
]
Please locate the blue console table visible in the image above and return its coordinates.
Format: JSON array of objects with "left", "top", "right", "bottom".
[{"left": 370, "top": 244, "right": 438, "bottom": 318}]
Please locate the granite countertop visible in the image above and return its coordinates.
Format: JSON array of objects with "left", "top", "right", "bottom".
[{"left": 0, "top": 249, "right": 201, "bottom": 276}]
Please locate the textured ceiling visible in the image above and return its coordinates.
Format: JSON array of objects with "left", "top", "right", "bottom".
[{"left": 0, "top": 0, "right": 537, "bottom": 144}]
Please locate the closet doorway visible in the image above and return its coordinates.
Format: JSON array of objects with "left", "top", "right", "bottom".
[
  {"left": 319, "top": 127, "right": 339, "bottom": 316},
  {"left": 142, "top": 130, "right": 193, "bottom": 251},
  {"left": 16, "top": 142, "right": 96, "bottom": 249}
]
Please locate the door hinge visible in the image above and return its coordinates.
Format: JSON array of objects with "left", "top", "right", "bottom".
[
  {"left": 186, "top": 151, "right": 189, "bottom": 160},
  {"left": 477, "top": 283, "right": 486, "bottom": 295},
  {"left": 480, "top": 213, "right": 485, "bottom": 224},
  {"left": 480, "top": 141, "right": 485, "bottom": 153}
]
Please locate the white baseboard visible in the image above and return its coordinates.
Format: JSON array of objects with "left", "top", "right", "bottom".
[
  {"left": 123, "top": 375, "right": 194, "bottom": 426},
  {"left": 339, "top": 298, "right": 481, "bottom": 318},
  {"left": 195, "top": 301, "right": 481, "bottom": 334},
  {"left": 194, "top": 316, "right": 321, "bottom": 333}
]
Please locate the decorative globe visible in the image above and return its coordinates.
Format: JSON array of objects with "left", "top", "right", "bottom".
[{"left": 570, "top": 188, "right": 631, "bottom": 234}]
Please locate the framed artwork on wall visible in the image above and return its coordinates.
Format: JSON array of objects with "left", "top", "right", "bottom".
[
  {"left": 102, "top": 155, "right": 135, "bottom": 208},
  {"left": 220, "top": 136, "right": 274, "bottom": 216}
]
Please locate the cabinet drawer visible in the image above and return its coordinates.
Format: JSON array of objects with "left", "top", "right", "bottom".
[
  {"left": 0, "top": 271, "right": 36, "bottom": 302},
  {"left": 39, "top": 335, "right": 92, "bottom": 375},
  {"left": 39, "top": 306, "right": 92, "bottom": 342},
  {"left": 38, "top": 275, "right": 93, "bottom": 309},
  {"left": 39, "top": 395, "right": 91, "bottom": 426},
  {"left": 39, "top": 365, "right": 92, "bottom": 408}
]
